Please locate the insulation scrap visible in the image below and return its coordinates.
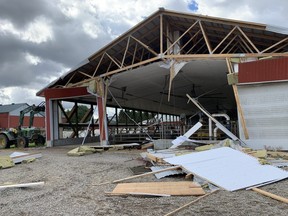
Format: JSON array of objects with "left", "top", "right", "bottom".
[
  {"left": 195, "top": 144, "right": 214, "bottom": 151},
  {"left": 0, "top": 156, "right": 15, "bottom": 169},
  {"left": 67, "top": 146, "right": 102, "bottom": 156}
]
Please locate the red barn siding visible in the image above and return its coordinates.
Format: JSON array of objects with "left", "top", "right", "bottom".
[
  {"left": 0, "top": 113, "right": 9, "bottom": 129},
  {"left": 239, "top": 57, "right": 288, "bottom": 83},
  {"left": 9, "top": 116, "right": 45, "bottom": 128}
]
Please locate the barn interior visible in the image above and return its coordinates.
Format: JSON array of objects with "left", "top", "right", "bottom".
[{"left": 37, "top": 9, "right": 288, "bottom": 146}]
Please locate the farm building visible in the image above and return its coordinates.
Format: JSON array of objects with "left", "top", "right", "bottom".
[
  {"left": 0, "top": 103, "right": 45, "bottom": 130},
  {"left": 37, "top": 9, "right": 288, "bottom": 150}
]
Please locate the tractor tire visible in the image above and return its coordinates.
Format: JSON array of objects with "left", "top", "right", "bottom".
[
  {"left": 35, "top": 135, "right": 45, "bottom": 146},
  {"left": 17, "top": 136, "right": 29, "bottom": 148},
  {"left": 0, "top": 134, "right": 10, "bottom": 149}
]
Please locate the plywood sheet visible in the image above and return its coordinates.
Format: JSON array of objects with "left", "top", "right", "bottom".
[
  {"left": 111, "top": 182, "right": 205, "bottom": 196},
  {"left": 164, "top": 147, "right": 288, "bottom": 191}
]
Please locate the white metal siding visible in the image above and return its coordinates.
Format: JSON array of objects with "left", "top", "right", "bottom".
[{"left": 237, "top": 82, "right": 288, "bottom": 150}]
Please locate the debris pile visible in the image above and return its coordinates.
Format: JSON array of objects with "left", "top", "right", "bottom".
[{"left": 0, "top": 151, "right": 42, "bottom": 169}]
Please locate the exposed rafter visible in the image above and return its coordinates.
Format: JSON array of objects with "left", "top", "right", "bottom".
[{"left": 38, "top": 8, "right": 288, "bottom": 91}]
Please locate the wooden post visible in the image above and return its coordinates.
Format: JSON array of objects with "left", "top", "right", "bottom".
[{"left": 226, "top": 58, "right": 249, "bottom": 139}]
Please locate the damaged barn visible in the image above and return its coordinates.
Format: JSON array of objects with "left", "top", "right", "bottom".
[{"left": 36, "top": 8, "right": 288, "bottom": 150}]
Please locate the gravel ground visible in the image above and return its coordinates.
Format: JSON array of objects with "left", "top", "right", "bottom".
[{"left": 0, "top": 146, "right": 288, "bottom": 216}]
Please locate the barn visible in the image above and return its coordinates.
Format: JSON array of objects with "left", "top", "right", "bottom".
[
  {"left": 37, "top": 9, "right": 288, "bottom": 149},
  {"left": 0, "top": 103, "right": 45, "bottom": 130}
]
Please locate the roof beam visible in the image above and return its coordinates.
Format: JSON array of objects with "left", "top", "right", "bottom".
[
  {"left": 238, "top": 35, "right": 254, "bottom": 53},
  {"left": 92, "top": 53, "right": 105, "bottom": 77},
  {"left": 164, "top": 53, "right": 288, "bottom": 60},
  {"left": 212, "top": 26, "right": 237, "bottom": 53},
  {"left": 163, "top": 20, "right": 199, "bottom": 55},
  {"left": 179, "top": 30, "right": 201, "bottom": 54},
  {"left": 130, "top": 35, "right": 158, "bottom": 56},
  {"left": 261, "top": 37, "right": 288, "bottom": 53},
  {"left": 237, "top": 26, "right": 260, "bottom": 53},
  {"left": 105, "top": 52, "right": 121, "bottom": 69},
  {"left": 220, "top": 34, "right": 238, "bottom": 54},
  {"left": 160, "top": 14, "right": 163, "bottom": 54},
  {"left": 199, "top": 21, "right": 212, "bottom": 54},
  {"left": 121, "top": 36, "right": 131, "bottom": 67}
]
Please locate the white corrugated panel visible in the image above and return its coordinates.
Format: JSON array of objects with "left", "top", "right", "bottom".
[
  {"left": 237, "top": 82, "right": 288, "bottom": 150},
  {"left": 164, "top": 147, "right": 288, "bottom": 191}
]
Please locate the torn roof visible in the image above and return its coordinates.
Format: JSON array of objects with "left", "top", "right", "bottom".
[{"left": 37, "top": 8, "right": 288, "bottom": 96}]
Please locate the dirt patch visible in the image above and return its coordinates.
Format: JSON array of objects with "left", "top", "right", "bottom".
[{"left": 0, "top": 146, "right": 287, "bottom": 216}]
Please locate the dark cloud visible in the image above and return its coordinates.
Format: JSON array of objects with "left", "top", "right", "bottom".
[
  {"left": 0, "top": 0, "right": 52, "bottom": 27},
  {"left": 0, "top": 0, "right": 286, "bottom": 106}
]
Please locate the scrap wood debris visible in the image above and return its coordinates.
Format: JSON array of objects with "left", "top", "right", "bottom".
[
  {"left": 0, "top": 152, "right": 42, "bottom": 169},
  {"left": 135, "top": 136, "right": 288, "bottom": 205},
  {"left": 107, "top": 181, "right": 205, "bottom": 197}
]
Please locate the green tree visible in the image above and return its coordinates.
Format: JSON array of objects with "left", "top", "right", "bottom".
[{"left": 66, "top": 105, "right": 90, "bottom": 123}]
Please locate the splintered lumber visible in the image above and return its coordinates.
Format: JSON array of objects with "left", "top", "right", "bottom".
[
  {"left": 109, "top": 182, "right": 205, "bottom": 196},
  {"left": 112, "top": 165, "right": 182, "bottom": 183},
  {"left": 164, "top": 189, "right": 219, "bottom": 216},
  {"left": 251, "top": 188, "right": 288, "bottom": 204},
  {"left": 0, "top": 182, "right": 45, "bottom": 189}
]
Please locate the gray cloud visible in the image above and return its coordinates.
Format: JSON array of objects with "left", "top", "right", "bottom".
[{"left": 0, "top": 0, "right": 286, "bottom": 106}]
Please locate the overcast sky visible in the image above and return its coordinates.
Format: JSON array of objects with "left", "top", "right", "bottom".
[{"left": 0, "top": 0, "right": 287, "bottom": 106}]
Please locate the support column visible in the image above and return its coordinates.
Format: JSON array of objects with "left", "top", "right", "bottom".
[{"left": 97, "top": 96, "right": 109, "bottom": 145}]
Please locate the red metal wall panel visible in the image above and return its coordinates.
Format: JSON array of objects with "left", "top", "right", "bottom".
[
  {"left": 9, "top": 116, "right": 45, "bottom": 128},
  {"left": 239, "top": 57, "right": 288, "bottom": 83},
  {"left": 0, "top": 113, "right": 9, "bottom": 129}
]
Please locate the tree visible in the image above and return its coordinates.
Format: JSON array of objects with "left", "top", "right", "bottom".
[{"left": 66, "top": 105, "right": 90, "bottom": 123}]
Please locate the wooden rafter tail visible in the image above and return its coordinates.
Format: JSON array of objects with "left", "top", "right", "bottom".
[
  {"left": 261, "top": 37, "right": 288, "bottom": 53},
  {"left": 199, "top": 21, "right": 212, "bottom": 54},
  {"left": 237, "top": 26, "right": 260, "bottom": 53}
]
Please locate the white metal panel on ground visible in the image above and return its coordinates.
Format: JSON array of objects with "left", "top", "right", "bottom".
[
  {"left": 164, "top": 147, "right": 288, "bottom": 191},
  {"left": 237, "top": 82, "right": 288, "bottom": 150}
]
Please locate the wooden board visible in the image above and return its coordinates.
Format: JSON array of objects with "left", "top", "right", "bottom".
[{"left": 111, "top": 181, "right": 205, "bottom": 196}]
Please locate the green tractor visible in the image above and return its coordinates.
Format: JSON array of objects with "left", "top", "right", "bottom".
[{"left": 0, "top": 102, "right": 46, "bottom": 149}]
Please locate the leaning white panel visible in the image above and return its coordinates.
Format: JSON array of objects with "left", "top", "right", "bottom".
[{"left": 164, "top": 147, "right": 288, "bottom": 191}]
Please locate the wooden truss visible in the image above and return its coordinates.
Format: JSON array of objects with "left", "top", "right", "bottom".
[{"left": 49, "top": 9, "right": 288, "bottom": 88}]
